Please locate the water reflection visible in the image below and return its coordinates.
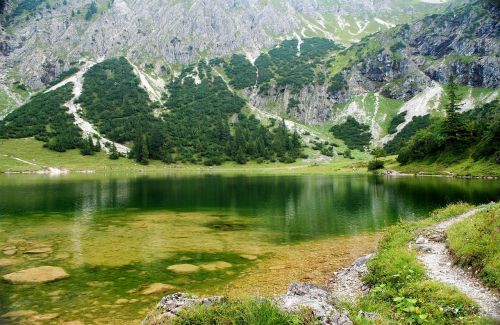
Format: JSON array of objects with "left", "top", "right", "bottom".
[{"left": 0, "top": 175, "right": 498, "bottom": 242}]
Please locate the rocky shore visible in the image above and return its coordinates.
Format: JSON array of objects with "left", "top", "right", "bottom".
[{"left": 143, "top": 254, "right": 375, "bottom": 325}]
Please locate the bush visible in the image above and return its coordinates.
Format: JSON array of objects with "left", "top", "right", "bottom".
[{"left": 367, "top": 159, "right": 384, "bottom": 171}]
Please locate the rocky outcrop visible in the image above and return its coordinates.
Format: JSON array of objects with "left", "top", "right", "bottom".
[
  {"left": 327, "top": 254, "right": 373, "bottom": 303},
  {"left": 276, "top": 283, "right": 353, "bottom": 324},
  {"left": 142, "top": 293, "right": 223, "bottom": 324}
]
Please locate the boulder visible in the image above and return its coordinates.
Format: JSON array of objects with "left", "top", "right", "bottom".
[
  {"left": 276, "top": 283, "right": 352, "bottom": 325},
  {"left": 2, "top": 266, "right": 69, "bottom": 284},
  {"left": 143, "top": 292, "right": 223, "bottom": 322}
]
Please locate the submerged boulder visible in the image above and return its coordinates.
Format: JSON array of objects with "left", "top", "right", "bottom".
[
  {"left": 2, "top": 266, "right": 69, "bottom": 284},
  {"left": 140, "top": 283, "right": 177, "bottom": 295},
  {"left": 167, "top": 264, "right": 200, "bottom": 274}
]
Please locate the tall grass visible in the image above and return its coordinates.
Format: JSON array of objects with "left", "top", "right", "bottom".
[{"left": 447, "top": 204, "right": 499, "bottom": 288}]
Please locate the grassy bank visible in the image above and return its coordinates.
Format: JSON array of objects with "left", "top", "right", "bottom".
[
  {"left": 384, "top": 156, "right": 500, "bottom": 177},
  {"left": 350, "top": 203, "right": 496, "bottom": 324},
  {"left": 0, "top": 138, "right": 370, "bottom": 175},
  {"left": 148, "top": 299, "right": 311, "bottom": 325},
  {"left": 447, "top": 205, "right": 499, "bottom": 288}
]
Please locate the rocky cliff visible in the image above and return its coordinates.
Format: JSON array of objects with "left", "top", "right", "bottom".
[{"left": 0, "top": 0, "right": 460, "bottom": 90}]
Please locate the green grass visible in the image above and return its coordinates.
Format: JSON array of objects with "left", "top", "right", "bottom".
[
  {"left": 385, "top": 155, "right": 500, "bottom": 177},
  {"left": 0, "top": 138, "right": 371, "bottom": 175},
  {"left": 447, "top": 204, "right": 500, "bottom": 289},
  {"left": 149, "top": 298, "right": 311, "bottom": 325},
  {"left": 350, "top": 203, "right": 493, "bottom": 324}
]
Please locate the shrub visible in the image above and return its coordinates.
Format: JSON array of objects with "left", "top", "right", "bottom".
[{"left": 367, "top": 159, "right": 384, "bottom": 171}]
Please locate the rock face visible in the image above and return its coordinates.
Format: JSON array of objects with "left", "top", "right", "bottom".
[
  {"left": 0, "top": 0, "right": 458, "bottom": 90},
  {"left": 2, "top": 266, "right": 69, "bottom": 284},
  {"left": 276, "top": 283, "right": 353, "bottom": 325}
]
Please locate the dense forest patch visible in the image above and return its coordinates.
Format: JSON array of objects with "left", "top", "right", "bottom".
[
  {"left": 330, "top": 117, "right": 372, "bottom": 151},
  {"left": 0, "top": 83, "right": 82, "bottom": 152},
  {"left": 77, "top": 57, "right": 154, "bottom": 144},
  {"left": 396, "top": 79, "right": 499, "bottom": 165},
  {"left": 385, "top": 115, "right": 431, "bottom": 154}
]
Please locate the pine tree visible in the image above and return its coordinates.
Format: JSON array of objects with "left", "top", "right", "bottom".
[
  {"left": 80, "top": 135, "right": 95, "bottom": 156},
  {"left": 109, "top": 143, "right": 120, "bottom": 160},
  {"left": 444, "top": 75, "right": 467, "bottom": 148}
]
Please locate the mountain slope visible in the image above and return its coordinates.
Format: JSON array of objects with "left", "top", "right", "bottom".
[{"left": 0, "top": 0, "right": 463, "bottom": 91}]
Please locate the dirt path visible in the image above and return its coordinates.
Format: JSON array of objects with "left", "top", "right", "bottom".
[{"left": 415, "top": 206, "right": 500, "bottom": 321}]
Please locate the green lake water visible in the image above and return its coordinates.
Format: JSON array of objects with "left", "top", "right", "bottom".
[{"left": 0, "top": 174, "right": 498, "bottom": 324}]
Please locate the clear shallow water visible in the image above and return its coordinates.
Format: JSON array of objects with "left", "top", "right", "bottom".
[{"left": 0, "top": 174, "right": 498, "bottom": 323}]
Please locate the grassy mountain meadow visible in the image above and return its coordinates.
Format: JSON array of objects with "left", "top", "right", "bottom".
[{"left": 0, "top": 0, "right": 498, "bottom": 176}]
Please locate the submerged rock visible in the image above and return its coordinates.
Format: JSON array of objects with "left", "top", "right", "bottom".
[
  {"left": 2, "top": 266, "right": 69, "bottom": 284},
  {"left": 167, "top": 264, "right": 200, "bottom": 273},
  {"left": 24, "top": 246, "right": 53, "bottom": 254},
  {"left": 276, "top": 283, "right": 353, "bottom": 325},
  {"left": 200, "top": 261, "right": 232, "bottom": 271},
  {"left": 240, "top": 254, "right": 258, "bottom": 260},
  {"left": 2, "top": 310, "right": 37, "bottom": 318},
  {"left": 30, "top": 313, "right": 59, "bottom": 321},
  {"left": 140, "top": 283, "right": 177, "bottom": 295},
  {"left": 0, "top": 258, "right": 23, "bottom": 267}
]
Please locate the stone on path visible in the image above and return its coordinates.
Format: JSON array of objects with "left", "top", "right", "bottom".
[{"left": 2, "top": 266, "right": 69, "bottom": 284}]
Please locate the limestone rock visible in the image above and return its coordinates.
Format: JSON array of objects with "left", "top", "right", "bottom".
[
  {"left": 276, "top": 283, "right": 352, "bottom": 325},
  {"left": 2, "top": 266, "right": 69, "bottom": 284}
]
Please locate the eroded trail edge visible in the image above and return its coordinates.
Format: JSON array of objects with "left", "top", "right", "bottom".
[{"left": 414, "top": 207, "right": 500, "bottom": 321}]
